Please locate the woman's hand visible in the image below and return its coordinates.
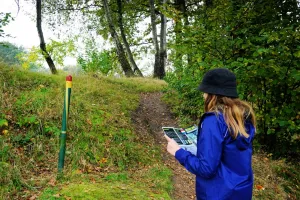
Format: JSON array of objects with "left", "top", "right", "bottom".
[{"left": 164, "top": 135, "right": 181, "bottom": 156}]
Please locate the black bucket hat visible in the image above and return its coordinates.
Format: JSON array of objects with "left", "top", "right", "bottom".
[{"left": 198, "top": 68, "right": 238, "bottom": 98}]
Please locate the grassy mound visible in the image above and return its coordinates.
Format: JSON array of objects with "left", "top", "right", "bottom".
[
  {"left": 0, "top": 65, "right": 171, "bottom": 199},
  {"left": 0, "top": 65, "right": 298, "bottom": 199},
  {"left": 39, "top": 165, "right": 172, "bottom": 200}
]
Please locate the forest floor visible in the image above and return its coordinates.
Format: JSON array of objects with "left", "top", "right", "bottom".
[{"left": 131, "top": 92, "right": 196, "bottom": 200}]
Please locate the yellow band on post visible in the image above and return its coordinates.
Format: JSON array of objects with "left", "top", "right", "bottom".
[{"left": 66, "top": 81, "right": 72, "bottom": 88}]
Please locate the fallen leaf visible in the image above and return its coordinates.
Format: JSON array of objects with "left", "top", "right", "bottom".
[
  {"left": 29, "top": 194, "right": 38, "bottom": 200},
  {"left": 255, "top": 185, "right": 265, "bottom": 190},
  {"left": 90, "top": 177, "right": 96, "bottom": 183},
  {"left": 94, "top": 167, "right": 101, "bottom": 172},
  {"left": 87, "top": 119, "right": 92, "bottom": 125},
  {"left": 48, "top": 178, "right": 56, "bottom": 186},
  {"left": 119, "top": 186, "right": 126, "bottom": 190},
  {"left": 53, "top": 193, "right": 60, "bottom": 197},
  {"left": 99, "top": 157, "right": 107, "bottom": 163}
]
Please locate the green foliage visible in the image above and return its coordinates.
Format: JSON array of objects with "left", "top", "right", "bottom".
[
  {"left": 39, "top": 187, "right": 64, "bottom": 200},
  {"left": 0, "top": 162, "right": 23, "bottom": 193},
  {"left": 16, "top": 46, "right": 43, "bottom": 70},
  {"left": 0, "top": 41, "right": 40, "bottom": 71},
  {"left": 105, "top": 172, "right": 128, "bottom": 181},
  {"left": 0, "top": 42, "right": 25, "bottom": 66},
  {"left": 77, "top": 37, "right": 118, "bottom": 75},
  {"left": 0, "top": 12, "right": 13, "bottom": 38},
  {"left": 0, "top": 141, "right": 23, "bottom": 198},
  {"left": 141, "top": 165, "right": 173, "bottom": 193},
  {"left": 46, "top": 39, "right": 76, "bottom": 66},
  {"left": 166, "top": 0, "right": 300, "bottom": 157},
  {"left": 17, "top": 39, "right": 76, "bottom": 70},
  {"left": 78, "top": 50, "right": 115, "bottom": 75},
  {"left": 44, "top": 124, "right": 60, "bottom": 136},
  {"left": 16, "top": 115, "right": 38, "bottom": 127},
  {"left": 0, "top": 118, "right": 8, "bottom": 127},
  {"left": 12, "top": 131, "right": 34, "bottom": 146}
]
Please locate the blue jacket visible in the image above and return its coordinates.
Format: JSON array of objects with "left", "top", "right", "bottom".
[{"left": 175, "top": 112, "right": 255, "bottom": 200}]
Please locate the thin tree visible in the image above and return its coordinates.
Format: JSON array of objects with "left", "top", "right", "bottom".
[
  {"left": 149, "top": 0, "right": 166, "bottom": 79},
  {"left": 36, "top": 0, "right": 57, "bottom": 74},
  {"left": 117, "top": 0, "right": 143, "bottom": 77},
  {"left": 103, "top": 0, "right": 134, "bottom": 77},
  {"left": 159, "top": 0, "right": 167, "bottom": 79}
]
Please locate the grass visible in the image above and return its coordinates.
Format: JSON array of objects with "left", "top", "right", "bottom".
[
  {"left": 38, "top": 171, "right": 172, "bottom": 200},
  {"left": 0, "top": 65, "right": 298, "bottom": 199},
  {"left": 252, "top": 154, "right": 287, "bottom": 199},
  {"left": 0, "top": 65, "right": 171, "bottom": 199},
  {"left": 252, "top": 153, "right": 299, "bottom": 199},
  {"left": 42, "top": 181, "right": 171, "bottom": 200},
  {"left": 38, "top": 167, "right": 172, "bottom": 200}
]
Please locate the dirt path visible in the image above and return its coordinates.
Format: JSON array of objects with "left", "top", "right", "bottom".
[{"left": 131, "top": 92, "right": 196, "bottom": 200}]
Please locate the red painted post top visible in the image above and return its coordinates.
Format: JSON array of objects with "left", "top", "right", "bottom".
[{"left": 66, "top": 75, "right": 72, "bottom": 81}]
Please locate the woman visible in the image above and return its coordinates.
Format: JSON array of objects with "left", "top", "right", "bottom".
[{"left": 165, "top": 68, "right": 256, "bottom": 200}]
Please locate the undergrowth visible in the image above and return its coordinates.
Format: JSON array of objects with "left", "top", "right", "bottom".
[{"left": 0, "top": 65, "right": 171, "bottom": 199}]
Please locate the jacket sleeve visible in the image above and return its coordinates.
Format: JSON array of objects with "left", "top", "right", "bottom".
[{"left": 175, "top": 115, "right": 224, "bottom": 179}]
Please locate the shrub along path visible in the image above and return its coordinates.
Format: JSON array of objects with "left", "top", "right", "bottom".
[{"left": 131, "top": 92, "right": 196, "bottom": 200}]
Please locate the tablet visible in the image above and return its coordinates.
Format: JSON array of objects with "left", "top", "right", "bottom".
[{"left": 162, "top": 127, "right": 193, "bottom": 145}]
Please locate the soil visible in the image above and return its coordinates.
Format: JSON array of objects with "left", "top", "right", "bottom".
[{"left": 131, "top": 92, "right": 196, "bottom": 200}]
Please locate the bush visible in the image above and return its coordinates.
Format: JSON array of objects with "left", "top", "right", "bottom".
[{"left": 166, "top": 0, "right": 300, "bottom": 157}]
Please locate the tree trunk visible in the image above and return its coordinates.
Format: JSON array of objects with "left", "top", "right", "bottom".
[
  {"left": 36, "top": 0, "right": 57, "bottom": 74},
  {"left": 149, "top": 0, "right": 163, "bottom": 79},
  {"left": 103, "top": 0, "right": 134, "bottom": 77},
  {"left": 205, "top": 0, "right": 213, "bottom": 7},
  {"left": 174, "top": 0, "right": 190, "bottom": 66},
  {"left": 158, "top": 0, "right": 167, "bottom": 79},
  {"left": 117, "top": 0, "right": 143, "bottom": 77}
]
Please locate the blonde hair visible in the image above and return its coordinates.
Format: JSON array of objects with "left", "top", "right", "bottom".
[{"left": 204, "top": 94, "right": 256, "bottom": 139}]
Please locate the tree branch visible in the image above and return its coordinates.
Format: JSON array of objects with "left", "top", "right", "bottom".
[
  {"left": 57, "top": 4, "right": 102, "bottom": 12},
  {"left": 130, "top": 42, "right": 152, "bottom": 47}
]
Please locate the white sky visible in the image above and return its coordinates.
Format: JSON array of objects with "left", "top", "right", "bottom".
[
  {"left": 0, "top": 0, "right": 44, "bottom": 49},
  {"left": 0, "top": 0, "right": 79, "bottom": 67}
]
